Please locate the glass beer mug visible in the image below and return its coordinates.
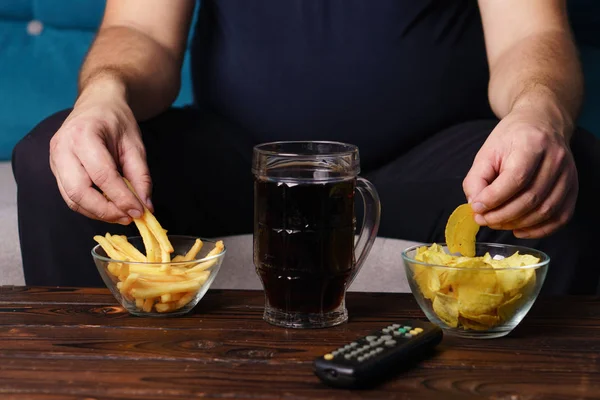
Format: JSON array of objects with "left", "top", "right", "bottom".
[{"left": 252, "top": 141, "right": 381, "bottom": 328}]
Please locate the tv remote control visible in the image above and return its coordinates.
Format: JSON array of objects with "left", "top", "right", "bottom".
[{"left": 313, "top": 320, "right": 443, "bottom": 389}]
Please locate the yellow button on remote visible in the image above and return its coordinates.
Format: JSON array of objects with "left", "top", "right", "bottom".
[
  {"left": 409, "top": 329, "right": 418, "bottom": 335},
  {"left": 414, "top": 327, "right": 424, "bottom": 333},
  {"left": 324, "top": 353, "right": 334, "bottom": 360}
]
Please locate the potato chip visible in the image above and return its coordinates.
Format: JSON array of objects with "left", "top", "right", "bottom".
[
  {"left": 444, "top": 266, "right": 497, "bottom": 294},
  {"left": 498, "top": 293, "right": 524, "bottom": 322},
  {"left": 460, "top": 312, "right": 500, "bottom": 328},
  {"left": 458, "top": 315, "right": 495, "bottom": 331},
  {"left": 414, "top": 266, "right": 440, "bottom": 301},
  {"left": 495, "top": 268, "right": 536, "bottom": 297},
  {"left": 458, "top": 286, "right": 504, "bottom": 316},
  {"left": 432, "top": 292, "right": 459, "bottom": 328},
  {"left": 445, "top": 203, "right": 480, "bottom": 257}
]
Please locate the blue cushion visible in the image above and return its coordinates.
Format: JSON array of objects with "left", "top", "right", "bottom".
[
  {"left": 0, "top": 2, "right": 194, "bottom": 161},
  {"left": 0, "top": 0, "right": 31, "bottom": 19}
]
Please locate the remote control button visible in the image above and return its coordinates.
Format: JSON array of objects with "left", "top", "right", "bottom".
[
  {"left": 358, "top": 356, "right": 365, "bottom": 362},
  {"left": 324, "top": 353, "right": 334, "bottom": 360},
  {"left": 385, "top": 340, "right": 397, "bottom": 346},
  {"left": 404, "top": 333, "right": 413, "bottom": 339},
  {"left": 368, "top": 350, "right": 377, "bottom": 356},
  {"left": 332, "top": 350, "right": 339, "bottom": 356},
  {"left": 398, "top": 328, "right": 407, "bottom": 334},
  {"left": 409, "top": 329, "right": 419, "bottom": 335},
  {"left": 366, "top": 335, "right": 378, "bottom": 341},
  {"left": 344, "top": 354, "right": 352, "bottom": 360},
  {"left": 381, "top": 335, "right": 392, "bottom": 340},
  {"left": 382, "top": 328, "right": 391, "bottom": 333},
  {"left": 375, "top": 347, "right": 384, "bottom": 353},
  {"left": 391, "top": 324, "right": 400, "bottom": 328},
  {"left": 414, "top": 327, "right": 424, "bottom": 333},
  {"left": 393, "top": 331, "right": 402, "bottom": 337},
  {"left": 351, "top": 342, "right": 359, "bottom": 347},
  {"left": 361, "top": 345, "right": 370, "bottom": 351},
  {"left": 403, "top": 326, "right": 412, "bottom": 330}
]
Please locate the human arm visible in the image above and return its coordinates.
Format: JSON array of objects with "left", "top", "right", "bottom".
[
  {"left": 463, "top": 0, "right": 583, "bottom": 238},
  {"left": 49, "top": 0, "right": 195, "bottom": 223}
]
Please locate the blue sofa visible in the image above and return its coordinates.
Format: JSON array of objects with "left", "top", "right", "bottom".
[{"left": 0, "top": 0, "right": 598, "bottom": 161}]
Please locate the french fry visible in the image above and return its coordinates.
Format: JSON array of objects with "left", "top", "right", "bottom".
[
  {"left": 94, "top": 235, "right": 127, "bottom": 260},
  {"left": 122, "top": 177, "right": 174, "bottom": 254},
  {"left": 183, "top": 239, "right": 204, "bottom": 261},
  {"left": 176, "top": 292, "right": 196, "bottom": 309},
  {"left": 185, "top": 260, "right": 217, "bottom": 274},
  {"left": 120, "top": 273, "right": 140, "bottom": 293},
  {"left": 172, "top": 255, "right": 185, "bottom": 262},
  {"left": 130, "top": 278, "right": 204, "bottom": 299},
  {"left": 155, "top": 303, "right": 177, "bottom": 313},
  {"left": 133, "top": 218, "right": 159, "bottom": 262},
  {"left": 142, "top": 298, "right": 155, "bottom": 313},
  {"left": 160, "top": 292, "right": 184, "bottom": 303},
  {"left": 128, "top": 265, "right": 186, "bottom": 276},
  {"left": 180, "top": 240, "right": 225, "bottom": 270},
  {"left": 117, "top": 263, "right": 130, "bottom": 281},
  {"left": 135, "top": 277, "right": 195, "bottom": 288},
  {"left": 137, "top": 274, "right": 187, "bottom": 283},
  {"left": 106, "top": 234, "right": 147, "bottom": 262},
  {"left": 135, "top": 298, "right": 144, "bottom": 309},
  {"left": 107, "top": 262, "right": 121, "bottom": 277},
  {"left": 159, "top": 248, "right": 172, "bottom": 272},
  {"left": 142, "top": 207, "right": 174, "bottom": 254},
  {"left": 185, "top": 270, "right": 211, "bottom": 281}
]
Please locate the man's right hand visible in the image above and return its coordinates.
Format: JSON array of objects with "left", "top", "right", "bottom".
[{"left": 49, "top": 77, "right": 153, "bottom": 225}]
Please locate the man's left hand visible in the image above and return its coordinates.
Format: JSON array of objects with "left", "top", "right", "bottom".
[{"left": 462, "top": 108, "right": 578, "bottom": 238}]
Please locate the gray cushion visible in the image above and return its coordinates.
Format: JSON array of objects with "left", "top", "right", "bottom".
[
  {"left": 0, "top": 161, "right": 24, "bottom": 286},
  {"left": 212, "top": 234, "right": 415, "bottom": 293},
  {"left": 0, "top": 161, "right": 416, "bottom": 291}
]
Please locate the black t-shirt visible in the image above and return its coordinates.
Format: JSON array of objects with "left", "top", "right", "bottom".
[{"left": 191, "top": 0, "right": 494, "bottom": 169}]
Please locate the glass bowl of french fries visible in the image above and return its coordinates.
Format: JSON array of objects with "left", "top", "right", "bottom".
[
  {"left": 92, "top": 234, "right": 225, "bottom": 317},
  {"left": 403, "top": 242, "right": 549, "bottom": 339},
  {"left": 91, "top": 177, "right": 226, "bottom": 316}
]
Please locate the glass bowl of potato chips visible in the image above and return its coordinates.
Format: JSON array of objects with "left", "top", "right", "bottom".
[
  {"left": 402, "top": 242, "right": 549, "bottom": 339},
  {"left": 92, "top": 235, "right": 226, "bottom": 317}
]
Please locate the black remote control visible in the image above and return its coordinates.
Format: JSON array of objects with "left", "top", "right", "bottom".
[{"left": 313, "top": 320, "right": 443, "bottom": 389}]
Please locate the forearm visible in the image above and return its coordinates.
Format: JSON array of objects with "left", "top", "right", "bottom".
[
  {"left": 488, "top": 31, "right": 584, "bottom": 139},
  {"left": 79, "top": 26, "right": 182, "bottom": 121}
]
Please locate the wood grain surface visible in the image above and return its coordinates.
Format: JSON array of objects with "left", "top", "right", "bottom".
[{"left": 0, "top": 286, "right": 599, "bottom": 399}]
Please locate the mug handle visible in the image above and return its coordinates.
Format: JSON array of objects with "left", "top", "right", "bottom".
[{"left": 349, "top": 177, "right": 381, "bottom": 285}]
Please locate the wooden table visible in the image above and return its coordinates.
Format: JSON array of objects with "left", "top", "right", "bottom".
[{"left": 0, "top": 287, "right": 599, "bottom": 400}]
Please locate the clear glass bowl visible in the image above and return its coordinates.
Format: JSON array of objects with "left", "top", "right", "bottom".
[
  {"left": 92, "top": 235, "right": 226, "bottom": 317},
  {"left": 402, "top": 242, "right": 549, "bottom": 339}
]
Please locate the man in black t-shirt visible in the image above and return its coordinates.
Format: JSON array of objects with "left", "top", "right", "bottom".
[{"left": 12, "top": 0, "right": 599, "bottom": 294}]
